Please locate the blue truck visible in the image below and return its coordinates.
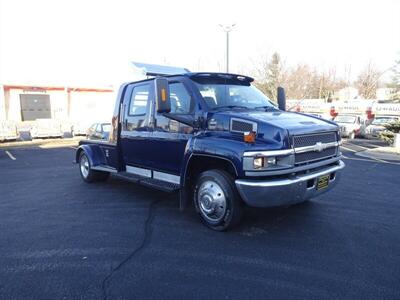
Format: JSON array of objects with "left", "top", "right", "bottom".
[{"left": 75, "top": 65, "right": 345, "bottom": 231}]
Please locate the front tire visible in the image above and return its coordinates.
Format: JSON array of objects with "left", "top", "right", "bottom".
[
  {"left": 79, "top": 152, "right": 109, "bottom": 183},
  {"left": 193, "top": 169, "right": 243, "bottom": 231}
]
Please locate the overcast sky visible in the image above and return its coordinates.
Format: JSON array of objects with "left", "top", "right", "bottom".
[{"left": 0, "top": 0, "right": 399, "bottom": 86}]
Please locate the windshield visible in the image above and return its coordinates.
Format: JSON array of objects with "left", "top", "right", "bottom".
[
  {"left": 335, "top": 115, "right": 356, "bottom": 124},
  {"left": 194, "top": 81, "right": 275, "bottom": 110},
  {"left": 372, "top": 117, "right": 398, "bottom": 125}
]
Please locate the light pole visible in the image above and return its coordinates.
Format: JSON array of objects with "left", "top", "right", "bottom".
[{"left": 219, "top": 23, "right": 236, "bottom": 73}]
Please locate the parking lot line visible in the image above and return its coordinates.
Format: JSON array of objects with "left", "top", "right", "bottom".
[
  {"left": 5, "top": 150, "right": 16, "bottom": 160},
  {"left": 340, "top": 145, "right": 357, "bottom": 153}
]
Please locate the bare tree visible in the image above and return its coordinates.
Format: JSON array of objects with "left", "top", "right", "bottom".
[
  {"left": 251, "top": 53, "right": 346, "bottom": 100},
  {"left": 355, "top": 62, "right": 381, "bottom": 99},
  {"left": 252, "top": 52, "right": 286, "bottom": 102}
]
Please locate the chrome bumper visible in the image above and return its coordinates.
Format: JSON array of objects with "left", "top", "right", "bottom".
[{"left": 235, "top": 160, "right": 345, "bottom": 207}]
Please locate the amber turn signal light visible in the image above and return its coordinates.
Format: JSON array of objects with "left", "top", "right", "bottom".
[{"left": 243, "top": 131, "right": 256, "bottom": 143}]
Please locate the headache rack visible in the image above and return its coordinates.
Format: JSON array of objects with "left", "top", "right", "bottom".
[{"left": 131, "top": 62, "right": 190, "bottom": 77}]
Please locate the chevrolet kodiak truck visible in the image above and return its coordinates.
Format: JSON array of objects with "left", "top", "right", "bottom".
[{"left": 76, "top": 66, "right": 345, "bottom": 231}]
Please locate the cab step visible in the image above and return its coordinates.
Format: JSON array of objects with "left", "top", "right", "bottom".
[{"left": 115, "top": 172, "right": 180, "bottom": 192}]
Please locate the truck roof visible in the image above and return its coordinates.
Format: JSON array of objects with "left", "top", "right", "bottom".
[{"left": 126, "top": 72, "right": 254, "bottom": 86}]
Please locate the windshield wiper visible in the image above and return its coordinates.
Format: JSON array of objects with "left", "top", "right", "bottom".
[{"left": 211, "top": 105, "right": 249, "bottom": 111}]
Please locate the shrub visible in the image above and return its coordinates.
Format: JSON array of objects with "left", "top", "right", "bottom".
[{"left": 379, "top": 121, "right": 400, "bottom": 145}]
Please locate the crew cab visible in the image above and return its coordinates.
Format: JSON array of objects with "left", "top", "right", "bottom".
[{"left": 75, "top": 66, "right": 345, "bottom": 230}]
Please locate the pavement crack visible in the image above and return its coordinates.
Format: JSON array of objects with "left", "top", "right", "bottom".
[{"left": 101, "top": 198, "right": 161, "bottom": 300}]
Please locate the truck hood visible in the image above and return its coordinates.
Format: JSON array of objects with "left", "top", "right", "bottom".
[{"left": 209, "top": 110, "right": 338, "bottom": 135}]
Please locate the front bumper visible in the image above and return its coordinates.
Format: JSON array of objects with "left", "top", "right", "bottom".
[{"left": 235, "top": 160, "right": 345, "bottom": 207}]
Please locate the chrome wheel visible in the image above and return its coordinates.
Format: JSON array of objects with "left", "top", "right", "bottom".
[
  {"left": 80, "top": 154, "right": 90, "bottom": 179},
  {"left": 197, "top": 180, "right": 227, "bottom": 223}
]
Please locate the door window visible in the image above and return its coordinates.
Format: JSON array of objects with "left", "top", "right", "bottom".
[
  {"left": 125, "top": 84, "right": 151, "bottom": 131},
  {"left": 169, "top": 82, "right": 193, "bottom": 114},
  {"left": 129, "top": 84, "right": 150, "bottom": 116}
]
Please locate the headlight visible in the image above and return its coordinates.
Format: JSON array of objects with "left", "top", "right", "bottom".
[
  {"left": 243, "top": 149, "right": 295, "bottom": 171},
  {"left": 253, "top": 157, "right": 264, "bottom": 169},
  {"left": 253, "top": 156, "right": 277, "bottom": 169}
]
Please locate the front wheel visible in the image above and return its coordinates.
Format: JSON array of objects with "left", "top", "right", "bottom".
[
  {"left": 79, "top": 152, "right": 109, "bottom": 183},
  {"left": 193, "top": 169, "right": 243, "bottom": 231}
]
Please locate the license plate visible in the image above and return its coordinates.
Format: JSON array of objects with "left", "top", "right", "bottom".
[{"left": 316, "top": 174, "right": 330, "bottom": 190}]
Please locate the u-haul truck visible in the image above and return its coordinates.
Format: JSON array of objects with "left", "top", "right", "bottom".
[{"left": 286, "top": 99, "right": 334, "bottom": 120}]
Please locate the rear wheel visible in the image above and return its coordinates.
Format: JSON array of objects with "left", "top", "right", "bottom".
[
  {"left": 193, "top": 169, "right": 243, "bottom": 231},
  {"left": 79, "top": 152, "right": 109, "bottom": 183}
]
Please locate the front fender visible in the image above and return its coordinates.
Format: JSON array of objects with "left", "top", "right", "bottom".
[
  {"left": 178, "top": 136, "right": 245, "bottom": 211},
  {"left": 180, "top": 135, "right": 246, "bottom": 181},
  {"left": 75, "top": 144, "right": 107, "bottom": 167}
]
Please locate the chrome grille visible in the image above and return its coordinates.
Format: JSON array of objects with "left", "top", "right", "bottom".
[
  {"left": 295, "top": 147, "right": 337, "bottom": 164},
  {"left": 293, "top": 132, "right": 338, "bottom": 164},
  {"left": 293, "top": 132, "right": 337, "bottom": 148}
]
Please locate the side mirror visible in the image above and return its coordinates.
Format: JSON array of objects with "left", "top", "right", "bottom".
[
  {"left": 277, "top": 87, "right": 286, "bottom": 111},
  {"left": 155, "top": 78, "right": 171, "bottom": 113}
]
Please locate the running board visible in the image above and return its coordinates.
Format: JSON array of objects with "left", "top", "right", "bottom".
[
  {"left": 115, "top": 172, "right": 180, "bottom": 192},
  {"left": 92, "top": 165, "right": 118, "bottom": 173}
]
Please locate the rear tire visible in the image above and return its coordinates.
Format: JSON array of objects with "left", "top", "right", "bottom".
[
  {"left": 79, "top": 152, "right": 109, "bottom": 183},
  {"left": 193, "top": 169, "right": 243, "bottom": 231}
]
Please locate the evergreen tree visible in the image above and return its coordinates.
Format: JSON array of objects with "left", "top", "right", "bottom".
[{"left": 388, "top": 57, "right": 400, "bottom": 101}]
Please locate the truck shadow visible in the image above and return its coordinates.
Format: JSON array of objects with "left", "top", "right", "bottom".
[{"left": 104, "top": 176, "right": 325, "bottom": 235}]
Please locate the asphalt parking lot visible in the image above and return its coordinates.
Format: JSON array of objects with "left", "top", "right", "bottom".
[{"left": 0, "top": 140, "right": 399, "bottom": 299}]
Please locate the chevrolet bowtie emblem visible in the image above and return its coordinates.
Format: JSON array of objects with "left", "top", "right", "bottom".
[{"left": 314, "top": 142, "right": 324, "bottom": 152}]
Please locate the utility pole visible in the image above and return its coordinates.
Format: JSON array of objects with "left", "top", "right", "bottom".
[{"left": 219, "top": 23, "right": 236, "bottom": 73}]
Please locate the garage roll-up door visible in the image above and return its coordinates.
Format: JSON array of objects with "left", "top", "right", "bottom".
[{"left": 20, "top": 94, "right": 51, "bottom": 121}]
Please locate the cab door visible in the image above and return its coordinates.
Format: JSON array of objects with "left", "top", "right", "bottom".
[
  {"left": 120, "top": 82, "right": 154, "bottom": 169},
  {"left": 148, "top": 81, "right": 195, "bottom": 175}
]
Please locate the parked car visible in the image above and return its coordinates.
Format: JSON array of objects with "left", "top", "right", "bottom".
[
  {"left": 334, "top": 114, "right": 367, "bottom": 139},
  {"left": 30, "top": 119, "right": 63, "bottom": 139},
  {"left": 86, "top": 123, "right": 111, "bottom": 140},
  {"left": 75, "top": 68, "right": 344, "bottom": 231},
  {"left": 365, "top": 115, "right": 400, "bottom": 139},
  {"left": 0, "top": 120, "right": 19, "bottom": 142},
  {"left": 71, "top": 121, "right": 92, "bottom": 137}
]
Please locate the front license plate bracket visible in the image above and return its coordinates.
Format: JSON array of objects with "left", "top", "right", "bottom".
[{"left": 316, "top": 174, "right": 330, "bottom": 190}]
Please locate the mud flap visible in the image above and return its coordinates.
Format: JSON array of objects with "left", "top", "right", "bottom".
[{"left": 179, "top": 186, "right": 189, "bottom": 211}]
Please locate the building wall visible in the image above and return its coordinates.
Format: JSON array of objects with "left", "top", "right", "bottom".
[
  {"left": 0, "top": 86, "right": 114, "bottom": 125},
  {"left": 0, "top": 85, "right": 5, "bottom": 120},
  {"left": 4, "top": 88, "right": 68, "bottom": 122},
  {"left": 69, "top": 90, "right": 115, "bottom": 125}
]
